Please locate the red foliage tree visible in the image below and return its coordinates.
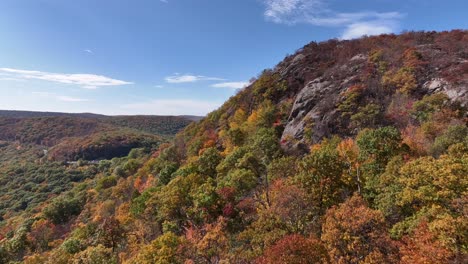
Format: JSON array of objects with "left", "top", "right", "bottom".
[
  {"left": 256, "top": 234, "right": 330, "bottom": 264},
  {"left": 400, "top": 222, "right": 456, "bottom": 264}
]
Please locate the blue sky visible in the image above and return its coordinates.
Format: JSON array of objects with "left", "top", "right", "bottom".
[{"left": 0, "top": 0, "right": 466, "bottom": 116}]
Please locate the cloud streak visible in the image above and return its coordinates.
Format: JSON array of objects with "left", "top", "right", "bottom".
[
  {"left": 56, "top": 96, "right": 89, "bottom": 102},
  {"left": 165, "top": 74, "right": 225, "bottom": 83},
  {"left": 0, "top": 68, "right": 132, "bottom": 89},
  {"left": 165, "top": 74, "right": 249, "bottom": 90},
  {"left": 262, "top": 0, "right": 403, "bottom": 39},
  {"left": 212, "top": 81, "right": 249, "bottom": 89}
]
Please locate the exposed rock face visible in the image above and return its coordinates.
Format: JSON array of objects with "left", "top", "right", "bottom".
[
  {"left": 281, "top": 78, "right": 334, "bottom": 150},
  {"left": 278, "top": 42, "right": 467, "bottom": 154},
  {"left": 280, "top": 54, "right": 367, "bottom": 152},
  {"left": 424, "top": 78, "right": 468, "bottom": 105}
]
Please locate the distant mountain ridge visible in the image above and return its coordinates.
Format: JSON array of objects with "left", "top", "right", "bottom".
[
  {"left": 0, "top": 110, "right": 199, "bottom": 161},
  {"left": 0, "top": 109, "right": 203, "bottom": 120},
  {"left": 0, "top": 110, "right": 106, "bottom": 119},
  {"left": 0, "top": 110, "right": 201, "bottom": 136}
]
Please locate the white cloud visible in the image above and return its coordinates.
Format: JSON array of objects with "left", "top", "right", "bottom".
[
  {"left": 262, "top": 0, "right": 403, "bottom": 38},
  {"left": 57, "top": 96, "right": 89, "bottom": 102},
  {"left": 84, "top": 49, "right": 93, "bottom": 54},
  {"left": 165, "top": 74, "right": 225, "bottom": 83},
  {"left": 122, "top": 99, "right": 221, "bottom": 116},
  {"left": 0, "top": 68, "right": 132, "bottom": 89},
  {"left": 212, "top": 81, "right": 249, "bottom": 89},
  {"left": 341, "top": 22, "right": 394, "bottom": 40}
]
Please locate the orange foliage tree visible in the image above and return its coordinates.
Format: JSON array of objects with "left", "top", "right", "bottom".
[{"left": 321, "top": 194, "right": 399, "bottom": 263}]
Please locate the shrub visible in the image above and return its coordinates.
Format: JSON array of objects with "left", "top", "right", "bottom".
[
  {"left": 72, "top": 245, "right": 117, "bottom": 264},
  {"left": 96, "top": 176, "right": 118, "bottom": 190},
  {"left": 158, "top": 162, "right": 179, "bottom": 185},
  {"left": 411, "top": 93, "right": 448, "bottom": 122},
  {"left": 431, "top": 125, "right": 468, "bottom": 156},
  {"left": 382, "top": 67, "right": 418, "bottom": 94},
  {"left": 43, "top": 197, "right": 83, "bottom": 224},
  {"left": 350, "top": 103, "right": 381, "bottom": 129},
  {"left": 61, "top": 238, "right": 83, "bottom": 254}
]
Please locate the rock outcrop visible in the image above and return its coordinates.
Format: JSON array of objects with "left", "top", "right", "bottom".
[{"left": 275, "top": 36, "right": 467, "bottom": 153}]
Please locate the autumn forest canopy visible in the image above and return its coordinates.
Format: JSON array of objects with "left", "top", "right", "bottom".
[{"left": 0, "top": 30, "right": 467, "bottom": 264}]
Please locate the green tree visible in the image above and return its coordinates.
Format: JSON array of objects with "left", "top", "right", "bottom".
[
  {"left": 357, "top": 126, "right": 403, "bottom": 200},
  {"left": 197, "top": 147, "right": 222, "bottom": 178},
  {"left": 189, "top": 178, "right": 221, "bottom": 223},
  {"left": 431, "top": 124, "right": 467, "bottom": 156},
  {"left": 218, "top": 168, "right": 258, "bottom": 198},
  {"left": 43, "top": 197, "right": 83, "bottom": 224},
  {"left": 158, "top": 162, "right": 179, "bottom": 185},
  {"left": 295, "top": 140, "right": 346, "bottom": 218},
  {"left": 251, "top": 128, "right": 281, "bottom": 165}
]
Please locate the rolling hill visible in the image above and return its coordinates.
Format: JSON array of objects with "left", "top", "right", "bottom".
[{"left": 0, "top": 113, "right": 198, "bottom": 161}]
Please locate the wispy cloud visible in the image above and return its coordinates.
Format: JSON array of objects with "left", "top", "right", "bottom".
[
  {"left": 84, "top": 49, "right": 93, "bottom": 54},
  {"left": 122, "top": 99, "right": 221, "bottom": 116},
  {"left": 56, "top": 96, "right": 89, "bottom": 102},
  {"left": 263, "top": 0, "right": 325, "bottom": 24},
  {"left": 165, "top": 74, "right": 225, "bottom": 84},
  {"left": 0, "top": 68, "right": 132, "bottom": 89},
  {"left": 341, "top": 22, "right": 395, "bottom": 40},
  {"left": 262, "top": 0, "right": 403, "bottom": 39},
  {"left": 212, "top": 81, "right": 249, "bottom": 89},
  {"left": 33, "top": 92, "right": 89, "bottom": 102}
]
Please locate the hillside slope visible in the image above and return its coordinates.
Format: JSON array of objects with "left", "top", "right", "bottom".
[
  {"left": 0, "top": 113, "right": 195, "bottom": 161},
  {"left": 176, "top": 30, "right": 467, "bottom": 156},
  {"left": 0, "top": 112, "right": 194, "bottom": 240},
  {"left": 0, "top": 30, "right": 467, "bottom": 264}
]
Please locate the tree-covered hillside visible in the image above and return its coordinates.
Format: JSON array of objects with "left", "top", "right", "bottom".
[
  {"left": 0, "top": 114, "right": 196, "bottom": 162},
  {"left": 0, "top": 30, "right": 467, "bottom": 264},
  {"left": 0, "top": 112, "right": 195, "bottom": 262},
  {"left": 0, "top": 111, "right": 196, "bottom": 136}
]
